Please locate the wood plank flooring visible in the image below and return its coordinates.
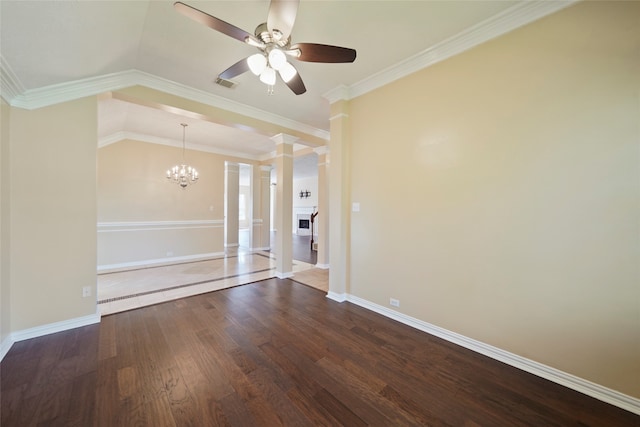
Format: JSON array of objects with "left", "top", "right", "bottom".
[{"left": 2, "top": 278, "right": 638, "bottom": 426}]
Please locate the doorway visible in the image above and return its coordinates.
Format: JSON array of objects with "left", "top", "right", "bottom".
[{"left": 224, "top": 161, "right": 253, "bottom": 252}]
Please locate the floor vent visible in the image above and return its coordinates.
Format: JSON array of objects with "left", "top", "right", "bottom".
[{"left": 215, "top": 77, "right": 237, "bottom": 89}]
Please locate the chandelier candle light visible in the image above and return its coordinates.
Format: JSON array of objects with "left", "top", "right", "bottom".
[{"left": 166, "top": 123, "right": 199, "bottom": 189}]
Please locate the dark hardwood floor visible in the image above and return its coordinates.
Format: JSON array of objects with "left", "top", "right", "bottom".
[
  {"left": 292, "top": 233, "right": 316, "bottom": 265},
  {"left": 268, "top": 231, "right": 317, "bottom": 265},
  {"left": 2, "top": 279, "right": 638, "bottom": 426}
]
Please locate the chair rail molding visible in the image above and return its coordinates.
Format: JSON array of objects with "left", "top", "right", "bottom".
[{"left": 97, "top": 219, "right": 223, "bottom": 233}]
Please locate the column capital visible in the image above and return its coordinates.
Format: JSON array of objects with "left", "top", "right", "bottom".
[
  {"left": 270, "top": 133, "right": 298, "bottom": 145},
  {"left": 313, "top": 146, "right": 329, "bottom": 156},
  {"left": 323, "top": 85, "right": 350, "bottom": 104},
  {"left": 329, "top": 112, "right": 349, "bottom": 121}
]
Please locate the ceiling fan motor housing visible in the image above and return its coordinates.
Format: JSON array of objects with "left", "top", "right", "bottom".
[{"left": 254, "top": 23, "right": 290, "bottom": 48}]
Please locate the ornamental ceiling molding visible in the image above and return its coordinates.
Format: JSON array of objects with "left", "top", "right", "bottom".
[
  {"left": 2, "top": 1, "right": 576, "bottom": 125},
  {"left": 98, "top": 130, "right": 265, "bottom": 161},
  {"left": 0, "top": 67, "right": 329, "bottom": 142},
  {"left": 324, "top": 0, "right": 577, "bottom": 104}
]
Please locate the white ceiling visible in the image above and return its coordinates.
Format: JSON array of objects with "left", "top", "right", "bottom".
[{"left": 2, "top": 0, "right": 568, "bottom": 178}]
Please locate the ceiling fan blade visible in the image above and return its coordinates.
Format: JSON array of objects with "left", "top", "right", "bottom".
[
  {"left": 174, "top": 2, "right": 254, "bottom": 44},
  {"left": 291, "top": 43, "right": 357, "bottom": 63},
  {"left": 267, "top": 0, "right": 299, "bottom": 41},
  {"left": 218, "top": 58, "right": 250, "bottom": 80},
  {"left": 282, "top": 66, "right": 306, "bottom": 95}
]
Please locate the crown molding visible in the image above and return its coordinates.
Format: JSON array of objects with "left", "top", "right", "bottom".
[
  {"left": 132, "top": 71, "right": 329, "bottom": 141},
  {"left": 1, "top": 67, "right": 329, "bottom": 141},
  {"left": 325, "top": 0, "right": 578, "bottom": 103},
  {"left": 98, "top": 130, "right": 263, "bottom": 161},
  {"left": 9, "top": 69, "right": 138, "bottom": 110},
  {"left": 3, "top": 1, "right": 576, "bottom": 129},
  {"left": 0, "top": 55, "right": 25, "bottom": 103},
  {"left": 323, "top": 85, "right": 350, "bottom": 104}
]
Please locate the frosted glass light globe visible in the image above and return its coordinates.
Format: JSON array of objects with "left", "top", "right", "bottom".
[
  {"left": 259, "top": 67, "right": 276, "bottom": 85},
  {"left": 268, "top": 49, "right": 287, "bottom": 71},
  {"left": 247, "top": 53, "right": 267, "bottom": 75}
]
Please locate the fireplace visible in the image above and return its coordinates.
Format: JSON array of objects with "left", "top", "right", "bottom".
[{"left": 296, "top": 213, "right": 311, "bottom": 235}]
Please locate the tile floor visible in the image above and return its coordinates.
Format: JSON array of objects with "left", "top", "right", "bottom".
[{"left": 97, "top": 249, "right": 328, "bottom": 316}]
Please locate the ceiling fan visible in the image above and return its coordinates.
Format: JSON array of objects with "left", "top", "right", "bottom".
[{"left": 174, "top": 1, "right": 357, "bottom": 95}]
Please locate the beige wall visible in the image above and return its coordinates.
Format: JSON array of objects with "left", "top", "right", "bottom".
[
  {"left": 224, "top": 161, "right": 240, "bottom": 247},
  {"left": 254, "top": 164, "right": 271, "bottom": 250},
  {"left": 1, "top": 98, "right": 11, "bottom": 344},
  {"left": 98, "top": 139, "right": 226, "bottom": 221},
  {"left": 9, "top": 98, "right": 97, "bottom": 331},
  {"left": 97, "top": 139, "right": 233, "bottom": 267},
  {"left": 346, "top": 1, "right": 639, "bottom": 398}
]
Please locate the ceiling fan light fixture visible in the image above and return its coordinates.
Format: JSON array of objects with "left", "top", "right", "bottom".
[
  {"left": 268, "top": 48, "right": 287, "bottom": 70},
  {"left": 247, "top": 53, "right": 267, "bottom": 75},
  {"left": 260, "top": 67, "right": 276, "bottom": 85},
  {"left": 244, "top": 36, "right": 265, "bottom": 49},
  {"left": 271, "top": 29, "right": 283, "bottom": 42},
  {"left": 175, "top": 1, "right": 356, "bottom": 96},
  {"left": 279, "top": 61, "right": 297, "bottom": 82},
  {"left": 284, "top": 48, "right": 301, "bottom": 58}
]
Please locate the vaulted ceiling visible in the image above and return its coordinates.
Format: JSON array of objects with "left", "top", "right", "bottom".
[{"left": 1, "top": 0, "right": 572, "bottom": 174}]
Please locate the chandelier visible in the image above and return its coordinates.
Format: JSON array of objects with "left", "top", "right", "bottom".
[{"left": 166, "top": 123, "right": 199, "bottom": 189}]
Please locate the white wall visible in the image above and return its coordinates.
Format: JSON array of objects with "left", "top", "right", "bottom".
[{"left": 292, "top": 175, "right": 318, "bottom": 234}]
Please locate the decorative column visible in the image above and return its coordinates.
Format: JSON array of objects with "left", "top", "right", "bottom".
[
  {"left": 272, "top": 134, "right": 296, "bottom": 278},
  {"left": 327, "top": 100, "right": 350, "bottom": 301},
  {"left": 224, "top": 161, "right": 239, "bottom": 249},
  {"left": 253, "top": 165, "right": 271, "bottom": 251},
  {"left": 314, "top": 146, "right": 330, "bottom": 269}
]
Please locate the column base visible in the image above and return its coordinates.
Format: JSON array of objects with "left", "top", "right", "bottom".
[{"left": 275, "top": 271, "right": 294, "bottom": 279}]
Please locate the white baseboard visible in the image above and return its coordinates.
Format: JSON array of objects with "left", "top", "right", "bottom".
[
  {"left": 224, "top": 243, "right": 239, "bottom": 248},
  {"left": 315, "top": 263, "right": 330, "bottom": 270},
  {"left": 0, "top": 334, "right": 14, "bottom": 362},
  {"left": 341, "top": 293, "right": 640, "bottom": 416},
  {"left": 276, "top": 271, "right": 294, "bottom": 279},
  {"left": 251, "top": 246, "right": 271, "bottom": 251},
  {"left": 326, "top": 291, "right": 347, "bottom": 302},
  {"left": 11, "top": 312, "right": 101, "bottom": 343},
  {"left": 97, "top": 252, "right": 225, "bottom": 273},
  {"left": 1, "top": 312, "right": 102, "bottom": 362}
]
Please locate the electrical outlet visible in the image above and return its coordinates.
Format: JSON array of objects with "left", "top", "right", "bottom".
[
  {"left": 390, "top": 298, "right": 400, "bottom": 307},
  {"left": 82, "top": 286, "right": 91, "bottom": 298}
]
